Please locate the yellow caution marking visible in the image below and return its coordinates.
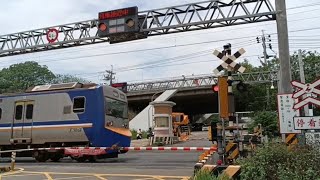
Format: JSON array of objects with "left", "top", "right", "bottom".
[
  {"left": 54, "top": 175, "right": 97, "bottom": 180},
  {"left": 2, "top": 173, "right": 44, "bottom": 177},
  {"left": 224, "top": 165, "right": 241, "bottom": 178},
  {"left": 285, "top": 134, "right": 296, "bottom": 144},
  {"left": 20, "top": 171, "right": 188, "bottom": 179},
  {"left": 94, "top": 175, "right": 108, "bottom": 180},
  {"left": 201, "top": 165, "right": 217, "bottom": 171},
  {"left": 44, "top": 172, "right": 54, "bottom": 180},
  {"left": 152, "top": 177, "right": 166, "bottom": 180}
]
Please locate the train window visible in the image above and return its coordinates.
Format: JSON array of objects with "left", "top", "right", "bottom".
[
  {"left": 0, "top": 108, "right": 2, "bottom": 120},
  {"left": 73, "top": 97, "right": 85, "bottom": 113},
  {"left": 26, "top": 104, "right": 34, "bottom": 119},
  {"left": 15, "top": 105, "right": 23, "bottom": 120}
]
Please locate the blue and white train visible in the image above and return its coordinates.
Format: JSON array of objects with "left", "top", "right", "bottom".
[{"left": 0, "top": 82, "right": 131, "bottom": 162}]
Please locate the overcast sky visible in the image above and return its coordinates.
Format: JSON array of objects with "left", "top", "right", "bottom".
[{"left": 0, "top": 0, "right": 319, "bottom": 84}]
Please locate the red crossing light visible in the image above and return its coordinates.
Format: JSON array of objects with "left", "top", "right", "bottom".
[
  {"left": 212, "top": 85, "right": 219, "bottom": 92},
  {"left": 99, "top": 23, "right": 108, "bottom": 31}
]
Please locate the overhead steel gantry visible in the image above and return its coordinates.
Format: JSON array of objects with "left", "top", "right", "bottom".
[
  {"left": 0, "top": 0, "right": 276, "bottom": 57},
  {"left": 127, "top": 71, "right": 278, "bottom": 93}
]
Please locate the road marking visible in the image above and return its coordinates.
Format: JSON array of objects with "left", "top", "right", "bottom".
[
  {"left": 44, "top": 172, "right": 53, "bottom": 180},
  {"left": 153, "top": 177, "right": 166, "bottom": 180},
  {"left": 8, "top": 170, "right": 189, "bottom": 179},
  {"left": 54, "top": 175, "right": 96, "bottom": 180},
  {"left": 0, "top": 168, "right": 24, "bottom": 176},
  {"left": 94, "top": 175, "right": 108, "bottom": 180},
  {"left": 23, "top": 171, "right": 188, "bottom": 178},
  {"left": 1, "top": 173, "right": 43, "bottom": 177}
]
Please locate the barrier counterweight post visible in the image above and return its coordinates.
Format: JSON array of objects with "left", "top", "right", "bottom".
[{"left": 11, "top": 151, "right": 16, "bottom": 171}]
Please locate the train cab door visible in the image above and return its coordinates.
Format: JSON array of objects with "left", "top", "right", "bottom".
[{"left": 11, "top": 101, "right": 34, "bottom": 144}]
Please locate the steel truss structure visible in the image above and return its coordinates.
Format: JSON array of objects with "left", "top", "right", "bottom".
[
  {"left": 0, "top": 0, "right": 276, "bottom": 57},
  {"left": 127, "top": 71, "right": 278, "bottom": 93}
]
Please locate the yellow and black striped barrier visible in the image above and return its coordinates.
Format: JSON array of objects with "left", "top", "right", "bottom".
[
  {"left": 194, "top": 145, "right": 217, "bottom": 174},
  {"left": 200, "top": 165, "right": 241, "bottom": 179},
  {"left": 225, "top": 142, "right": 239, "bottom": 163},
  {"left": 285, "top": 134, "right": 298, "bottom": 150}
]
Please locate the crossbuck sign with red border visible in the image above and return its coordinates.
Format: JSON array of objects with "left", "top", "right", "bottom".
[{"left": 291, "top": 79, "right": 320, "bottom": 109}]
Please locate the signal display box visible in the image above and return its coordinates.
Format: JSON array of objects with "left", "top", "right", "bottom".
[{"left": 98, "top": 7, "right": 140, "bottom": 37}]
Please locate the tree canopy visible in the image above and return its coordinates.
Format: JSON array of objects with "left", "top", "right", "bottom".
[
  {"left": 234, "top": 50, "right": 320, "bottom": 112},
  {"left": 0, "top": 61, "right": 90, "bottom": 93},
  {"left": 0, "top": 61, "right": 55, "bottom": 93},
  {"left": 51, "top": 74, "right": 91, "bottom": 84}
]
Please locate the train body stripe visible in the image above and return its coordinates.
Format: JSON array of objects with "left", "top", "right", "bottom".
[{"left": 0, "top": 123, "right": 93, "bottom": 131}]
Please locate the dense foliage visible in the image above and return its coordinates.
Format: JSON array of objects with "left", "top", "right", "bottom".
[
  {"left": 51, "top": 74, "right": 90, "bottom": 84},
  {"left": 248, "top": 111, "right": 279, "bottom": 137},
  {"left": 0, "top": 61, "right": 55, "bottom": 93},
  {"left": 238, "top": 143, "right": 320, "bottom": 180},
  {"left": 235, "top": 50, "right": 320, "bottom": 113},
  {"left": 0, "top": 61, "right": 90, "bottom": 93},
  {"left": 193, "top": 170, "right": 230, "bottom": 180}
]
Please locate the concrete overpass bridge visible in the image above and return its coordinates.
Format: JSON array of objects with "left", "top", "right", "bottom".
[{"left": 126, "top": 71, "right": 278, "bottom": 116}]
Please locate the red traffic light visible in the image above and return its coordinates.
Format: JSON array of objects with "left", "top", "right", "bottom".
[
  {"left": 98, "top": 23, "right": 107, "bottom": 31},
  {"left": 212, "top": 85, "right": 219, "bottom": 92}
]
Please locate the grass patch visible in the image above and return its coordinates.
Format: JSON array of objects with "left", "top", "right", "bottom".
[{"left": 192, "top": 170, "right": 231, "bottom": 180}]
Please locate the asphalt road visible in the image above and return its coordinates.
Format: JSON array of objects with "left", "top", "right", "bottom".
[{"left": 0, "top": 131, "right": 212, "bottom": 180}]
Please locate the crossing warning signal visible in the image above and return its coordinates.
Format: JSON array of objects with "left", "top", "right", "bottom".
[
  {"left": 212, "top": 85, "right": 219, "bottom": 92},
  {"left": 98, "top": 7, "right": 139, "bottom": 38}
]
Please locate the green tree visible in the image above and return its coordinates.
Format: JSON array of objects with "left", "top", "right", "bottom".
[
  {"left": 290, "top": 50, "right": 320, "bottom": 82},
  {"left": 248, "top": 111, "right": 278, "bottom": 137},
  {"left": 51, "top": 74, "right": 91, "bottom": 84},
  {"left": 234, "top": 50, "right": 320, "bottom": 112},
  {"left": 0, "top": 61, "right": 55, "bottom": 93}
]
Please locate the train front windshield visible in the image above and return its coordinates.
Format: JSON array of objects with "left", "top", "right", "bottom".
[{"left": 105, "top": 97, "right": 128, "bottom": 119}]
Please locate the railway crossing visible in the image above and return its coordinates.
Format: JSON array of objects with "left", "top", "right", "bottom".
[{"left": 0, "top": 0, "right": 304, "bottom": 179}]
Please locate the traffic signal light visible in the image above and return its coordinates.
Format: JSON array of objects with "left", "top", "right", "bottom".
[
  {"left": 212, "top": 85, "right": 219, "bottom": 92},
  {"left": 236, "top": 81, "right": 247, "bottom": 93},
  {"left": 98, "top": 7, "right": 140, "bottom": 38},
  {"left": 210, "top": 121, "right": 218, "bottom": 141}
]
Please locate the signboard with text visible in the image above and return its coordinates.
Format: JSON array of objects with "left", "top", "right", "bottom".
[
  {"left": 277, "top": 94, "right": 301, "bottom": 134},
  {"left": 293, "top": 116, "right": 320, "bottom": 130},
  {"left": 305, "top": 132, "right": 320, "bottom": 147}
]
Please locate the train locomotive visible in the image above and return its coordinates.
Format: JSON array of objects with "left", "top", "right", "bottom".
[{"left": 0, "top": 82, "right": 131, "bottom": 162}]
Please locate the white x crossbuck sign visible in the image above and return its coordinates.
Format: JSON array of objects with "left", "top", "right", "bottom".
[
  {"left": 291, "top": 79, "right": 320, "bottom": 109},
  {"left": 291, "top": 79, "right": 320, "bottom": 98},
  {"left": 213, "top": 48, "right": 246, "bottom": 75}
]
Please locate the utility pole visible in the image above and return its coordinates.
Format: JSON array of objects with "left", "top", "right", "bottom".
[
  {"left": 276, "top": 0, "right": 291, "bottom": 142},
  {"left": 276, "top": 0, "right": 292, "bottom": 94},
  {"left": 298, "top": 50, "right": 314, "bottom": 126},
  {"left": 104, "top": 65, "right": 116, "bottom": 85},
  {"left": 298, "top": 50, "right": 309, "bottom": 117},
  {"left": 259, "top": 30, "right": 271, "bottom": 108}
]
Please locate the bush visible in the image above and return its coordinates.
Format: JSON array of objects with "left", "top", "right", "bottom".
[
  {"left": 193, "top": 170, "right": 231, "bottom": 180},
  {"left": 248, "top": 111, "right": 278, "bottom": 137},
  {"left": 238, "top": 143, "right": 320, "bottom": 180}
]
